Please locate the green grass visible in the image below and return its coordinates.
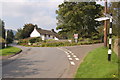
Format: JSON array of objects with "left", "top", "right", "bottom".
[
  {"left": 75, "top": 47, "right": 118, "bottom": 78},
  {"left": 0, "top": 46, "right": 21, "bottom": 56}
]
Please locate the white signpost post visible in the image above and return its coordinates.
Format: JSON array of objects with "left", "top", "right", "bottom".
[
  {"left": 74, "top": 34, "right": 78, "bottom": 43},
  {"left": 95, "top": 13, "right": 113, "bottom": 61},
  {"left": 5, "top": 30, "right": 7, "bottom": 48}
]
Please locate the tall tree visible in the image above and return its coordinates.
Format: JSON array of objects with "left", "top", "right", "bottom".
[
  {"left": 56, "top": 2, "right": 103, "bottom": 39},
  {"left": 0, "top": 19, "right": 5, "bottom": 39},
  {"left": 15, "top": 23, "right": 38, "bottom": 39},
  {"left": 110, "top": 2, "right": 120, "bottom": 36},
  {"left": 15, "top": 28, "right": 24, "bottom": 39},
  {"left": 6, "top": 30, "right": 14, "bottom": 43},
  {"left": 22, "top": 24, "right": 38, "bottom": 38}
]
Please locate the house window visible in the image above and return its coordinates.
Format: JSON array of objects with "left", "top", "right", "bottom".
[
  {"left": 45, "top": 34, "right": 46, "bottom": 37},
  {"left": 48, "top": 35, "right": 50, "bottom": 37}
]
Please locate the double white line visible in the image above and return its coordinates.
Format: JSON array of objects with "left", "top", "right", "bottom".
[{"left": 57, "top": 47, "right": 79, "bottom": 66}]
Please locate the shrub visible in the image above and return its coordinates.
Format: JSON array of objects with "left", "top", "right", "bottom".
[
  {"left": 0, "top": 38, "right": 6, "bottom": 49},
  {"left": 18, "top": 39, "right": 29, "bottom": 44},
  {"left": 29, "top": 37, "right": 42, "bottom": 43},
  {"left": 18, "top": 37, "right": 42, "bottom": 44},
  {"left": 39, "top": 41, "right": 77, "bottom": 47},
  {"left": 78, "top": 37, "right": 84, "bottom": 41}
]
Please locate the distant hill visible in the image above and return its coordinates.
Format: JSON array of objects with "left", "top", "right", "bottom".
[{"left": 6, "top": 29, "right": 17, "bottom": 35}]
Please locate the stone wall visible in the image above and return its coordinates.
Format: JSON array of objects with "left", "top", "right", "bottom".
[{"left": 113, "top": 38, "right": 120, "bottom": 56}]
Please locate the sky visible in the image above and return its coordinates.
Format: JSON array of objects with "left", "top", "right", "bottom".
[
  {"left": 1, "top": 0, "right": 63, "bottom": 31},
  {"left": 1, "top": 0, "right": 104, "bottom": 32}
]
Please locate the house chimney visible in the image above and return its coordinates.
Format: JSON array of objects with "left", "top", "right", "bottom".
[{"left": 51, "top": 29, "right": 55, "bottom": 33}]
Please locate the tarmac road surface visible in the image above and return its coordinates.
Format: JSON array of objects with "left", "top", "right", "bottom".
[{"left": 2, "top": 43, "right": 103, "bottom": 78}]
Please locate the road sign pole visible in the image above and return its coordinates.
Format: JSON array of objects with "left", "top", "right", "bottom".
[
  {"left": 108, "top": 13, "right": 112, "bottom": 61},
  {"left": 74, "top": 34, "right": 78, "bottom": 43},
  {"left": 5, "top": 30, "right": 7, "bottom": 48}
]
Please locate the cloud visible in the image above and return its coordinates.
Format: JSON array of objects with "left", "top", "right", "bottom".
[{"left": 2, "top": 0, "right": 64, "bottom": 31}]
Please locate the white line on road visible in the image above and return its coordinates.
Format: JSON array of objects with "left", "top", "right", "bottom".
[
  {"left": 75, "top": 58, "right": 79, "bottom": 61},
  {"left": 68, "top": 51, "right": 72, "bottom": 53},
  {"left": 68, "top": 58, "right": 73, "bottom": 60},
  {"left": 70, "top": 61, "right": 75, "bottom": 65},
  {"left": 65, "top": 51, "right": 69, "bottom": 55},
  {"left": 67, "top": 55, "right": 71, "bottom": 58},
  {"left": 73, "top": 55, "right": 77, "bottom": 58},
  {"left": 71, "top": 53, "right": 74, "bottom": 55}
]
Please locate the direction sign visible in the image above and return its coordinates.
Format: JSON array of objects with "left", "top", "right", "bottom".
[
  {"left": 74, "top": 34, "right": 78, "bottom": 39},
  {"left": 95, "top": 17, "right": 110, "bottom": 21}
]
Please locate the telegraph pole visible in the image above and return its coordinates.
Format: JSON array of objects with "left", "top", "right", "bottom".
[{"left": 104, "top": 0, "right": 108, "bottom": 47}]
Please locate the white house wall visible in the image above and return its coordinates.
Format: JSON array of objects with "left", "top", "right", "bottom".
[
  {"left": 30, "top": 28, "right": 59, "bottom": 40},
  {"left": 54, "top": 37, "right": 59, "bottom": 40},
  {"left": 41, "top": 35, "right": 45, "bottom": 40},
  {"left": 30, "top": 28, "right": 40, "bottom": 37},
  {"left": 41, "top": 35, "right": 58, "bottom": 40}
]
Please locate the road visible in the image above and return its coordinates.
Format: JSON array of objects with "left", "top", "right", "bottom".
[{"left": 2, "top": 43, "right": 103, "bottom": 78}]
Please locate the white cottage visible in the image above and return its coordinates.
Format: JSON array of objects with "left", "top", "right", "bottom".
[{"left": 30, "top": 27, "right": 59, "bottom": 40}]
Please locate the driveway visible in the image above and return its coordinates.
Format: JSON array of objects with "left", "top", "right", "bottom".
[{"left": 2, "top": 43, "right": 103, "bottom": 78}]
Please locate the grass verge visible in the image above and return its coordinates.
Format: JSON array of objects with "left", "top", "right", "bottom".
[
  {"left": 0, "top": 46, "right": 21, "bottom": 56},
  {"left": 75, "top": 47, "right": 118, "bottom": 78}
]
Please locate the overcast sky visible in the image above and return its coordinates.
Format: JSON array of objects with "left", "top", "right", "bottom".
[
  {"left": 1, "top": 0, "right": 104, "bottom": 31},
  {"left": 1, "top": 0, "right": 63, "bottom": 31}
]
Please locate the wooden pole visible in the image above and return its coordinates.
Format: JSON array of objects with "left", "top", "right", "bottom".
[{"left": 104, "top": 0, "right": 108, "bottom": 47}]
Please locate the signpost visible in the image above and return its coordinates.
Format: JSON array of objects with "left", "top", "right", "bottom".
[
  {"left": 5, "top": 30, "right": 7, "bottom": 48},
  {"left": 74, "top": 34, "right": 78, "bottom": 43},
  {"left": 95, "top": 13, "right": 113, "bottom": 61}
]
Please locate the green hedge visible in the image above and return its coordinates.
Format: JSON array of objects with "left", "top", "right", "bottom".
[
  {"left": 21, "top": 40, "right": 102, "bottom": 47},
  {"left": 18, "top": 37, "right": 42, "bottom": 44},
  {"left": 40, "top": 42, "right": 77, "bottom": 47}
]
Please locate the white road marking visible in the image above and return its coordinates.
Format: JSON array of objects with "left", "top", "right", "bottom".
[
  {"left": 65, "top": 51, "right": 69, "bottom": 55},
  {"left": 73, "top": 55, "right": 77, "bottom": 58},
  {"left": 68, "top": 58, "right": 73, "bottom": 60},
  {"left": 75, "top": 58, "right": 79, "bottom": 60},
  {"left": 68, "top": 51, "right": 72, "bottom": 53},
  {"left": 67, "top": 55, "right": 71, "bottom": 58},
  {"left": 57, "top": 47, "right": 78, "bottom": 65},
  {"left": 70, "top": 61, "right": 75, "bottom": 65},
  {"left": 71, "top": 53, "right": 74, "bottom": 55}
]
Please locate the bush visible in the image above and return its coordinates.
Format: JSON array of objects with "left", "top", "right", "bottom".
[
  {"left": 78, "top": 37, "right": 84, "bottom": 41},
  {"left": 29, "top": 37, "right": 42, "bottom": 43},
  {"left": 18, "top": 39, "right": 29, "bottom": 44},
  {"left": 0, "top": 37, "right": 6, "bottom": 49},
  {"left": 18, "top": 37, "right": 42, "bottom": 45},
  {"left": 39, "top": 41, "right": 77, "bottom": 47}
]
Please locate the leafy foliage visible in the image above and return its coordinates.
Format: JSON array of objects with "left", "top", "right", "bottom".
[
  {"left": 0, "top": 19, "right": 5, "bottom": 39},
  {"left": 56, "top": 2, "right": 103, "bottom": 39},
  {"left": 110, "top": 2, "right": 120, "bottom": 37},
  {"left": 15, "top": 28, "right": 24, "bottom": 39},
  {"left": 6, "top": 30, "right": 14, "bottom": 44},
  {"left": 29, "top": 37, "right": 42, "bottom": 43},
  {"left": 15, "top": 23, "right": 38, "bottom": 39},
  {"left": 18, "top": 37, "right": 42, "bottom": 45}
]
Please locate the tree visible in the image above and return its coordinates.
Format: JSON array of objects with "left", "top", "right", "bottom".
[
  {"left": 15, "top": 28, "right": 24, "bottom": 39},
  {"left": 15, "top": 23, "right": 38, "bottom": 39},
  {"left": 22, "top": 23, "right": 38, "bottom": 38},
  {"left": 6, "top": 30, "right": 14, "bottom": 44},
  {"left": 56, "top": 2, "right": 103, "bottom": 39},
  {"left": 0, "top": 19, "right": 5, "bottom": 39},
  {"left": 110, "top": 2, "right": 120, "bottom": 36}
]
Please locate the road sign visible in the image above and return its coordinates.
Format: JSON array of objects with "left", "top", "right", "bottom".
[
  {"left": 74, "top": 34, "right": 78, "bottom": 39},
  {"left": 95, "top": 17, "right": 110, "bottom": 21},
  {"left": 74, "top": 34, "right": 78, "bottom": 43}
]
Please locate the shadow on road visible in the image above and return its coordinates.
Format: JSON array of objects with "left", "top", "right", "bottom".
[{"left": 2, "top": 58, "right": 47, "bottom": 78}]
